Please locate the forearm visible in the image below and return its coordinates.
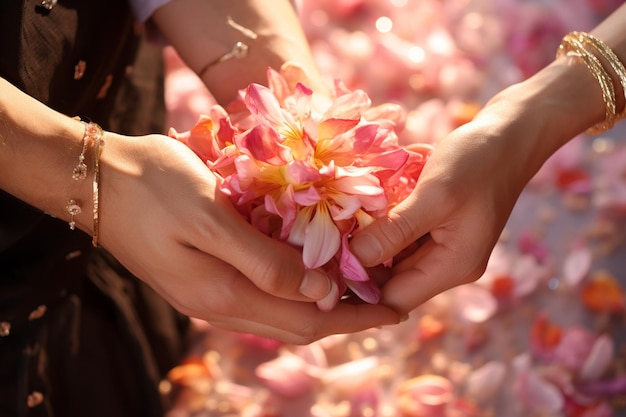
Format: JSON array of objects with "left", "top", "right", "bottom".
[
  {"left": 0, "top": 77, "right": 93, "bottom": 229},
  {"left": 151, "top": 0, "right": 326, "bottom": 105},
  {"left": 473, "top": 4, "right": 626, "bottom": 185}
]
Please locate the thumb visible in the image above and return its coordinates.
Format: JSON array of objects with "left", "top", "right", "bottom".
[{"left": 350, "top": 191, "right": 436, "bottom": 267}]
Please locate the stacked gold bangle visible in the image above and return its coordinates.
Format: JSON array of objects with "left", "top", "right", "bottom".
[
  {"left": 91, "top": 126, "right": 104, "bottom": 248},
  {"left": 66, "top": 119, "right": 104, "bottom": 247},
  {"left": 557, "top": 31, "right": 626, "bottom": 135}
]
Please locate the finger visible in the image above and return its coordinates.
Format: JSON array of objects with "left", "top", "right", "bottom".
[
  {"left": 157, "top": 245, "right": 399, "bottom": 344},
  {"left": 190, "top": 195, "right": 333, "bottom": 303},
  {"left": 380, "top": 235, "right": 488, "bottom": 314},
  {"left": 205, "top": 268, "right": 400, "bottom": 343},
  {"left": 204, "top": 300, "right": 400, "bottom": 345}
]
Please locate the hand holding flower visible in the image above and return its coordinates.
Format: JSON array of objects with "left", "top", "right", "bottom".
[
  {"left": 349, "top": 51, "right": 616, "bottom": 314},
  {"left": 97, "top": 130, "right": 399, "bottom": 344},
  {"left": 170, "top": 64, "right": 431, "bottom": 311}
]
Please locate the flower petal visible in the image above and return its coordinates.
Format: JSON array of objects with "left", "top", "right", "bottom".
[
  {"left": 325, "top": 89, "right": 371, "bottom": 119},
  {"left": 579, "top": 334, "right": 614, "bottom": 381},
  {"left": 317, "top": 118, "right": 360, "bottom": 142},
  {"left": 339, "top": 233, "right": 369, "bottom": 282},
  {"left": 236, "top": 124, "right": 291, "bottom": 165},
  {"left": 245, "top": 83, "right": 301, "bottom": 139},
  {"left": 344, "top": 279, "right": 381, "bottom": 304},
  {"left": 264, "top": 187, "right": 297, "bottom": 240},
  {"left": 288, "top": 206, "right": 314, "bottom": 247},
  {"left": 303, "top": 203, "right": 340, "bottom": 269}
]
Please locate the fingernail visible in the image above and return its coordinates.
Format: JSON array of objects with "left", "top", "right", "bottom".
[
  {"left": 316, "top": 279, "right": 339, "bottom": 312},
  {"left": 352, "top": 233, "right": 384, "bottom": 263},
  {"left": 300, "top": 269, "right": 331, "bottom": 300}
]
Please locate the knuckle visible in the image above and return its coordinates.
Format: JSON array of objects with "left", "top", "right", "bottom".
[
  {"left": 245, "top": 257, "right": 301, "bottom": 296},
  {"left": 290, "top": 324, "right": 322, "bottom": 345},
  {"left": 382, "top": 211, "right": 420, "bottom": 251}
]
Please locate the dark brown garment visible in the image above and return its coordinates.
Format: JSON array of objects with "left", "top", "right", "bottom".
[{"left": 0, "top": 1, "right": 191, "bottom": 416}]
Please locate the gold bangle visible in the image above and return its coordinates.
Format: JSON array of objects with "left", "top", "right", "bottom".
[
  {"left": 574, "top": 31, "right": 626, "bottom": 121},
  {"left": 557, "top": 32, "right": 617, "bottom": 135},
  {"left": 91, "top": 127, "right": 104, "bottom": 247}
]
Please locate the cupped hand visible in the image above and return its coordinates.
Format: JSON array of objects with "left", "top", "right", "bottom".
[
  {"left": 350, "top": 102, "right": 541, "bottom": 315},
  {"left": 96, "top": 133, "right": 399, "bottom": 343}
]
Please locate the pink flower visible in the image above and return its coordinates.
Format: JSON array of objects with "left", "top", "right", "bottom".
[{"left": 171, "top": 64, "right": 431, "bottom": 308}]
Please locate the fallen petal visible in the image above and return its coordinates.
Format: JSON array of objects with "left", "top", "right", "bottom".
[
  {"left": 397, "top": 374, "right": 454, "bottom": 417},
  {"left": 465, "top": 361, "right": 507, "bottom": 402},
  {"left": 578, "top": 334, "right": 614, "bottom": 381},
  {"left": 581, "top": 271, "right": 626, "bottom": 314}
]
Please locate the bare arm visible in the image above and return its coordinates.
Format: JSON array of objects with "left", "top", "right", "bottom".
[{"left": 151, "top": 0, "right": 329, "bottom": 104}]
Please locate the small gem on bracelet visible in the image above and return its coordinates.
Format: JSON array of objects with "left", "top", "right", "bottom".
[
  {"left": 72, "top": 160, "right": 87, "bottom": 180},
  {"left": 66, "top": 199, "right": 81, "bottom": 230},
  {"left": 40, "top": 0, "right": 57, "bottom": 10}
]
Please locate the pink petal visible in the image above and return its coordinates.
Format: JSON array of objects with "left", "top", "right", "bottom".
[
  {"left": 244, "top": 84, "right": 300, "bottom": 137},
  {"left": 266, "top": 66, "right": 291, "bottom": 103},
  {"left": 351, "top": 124, "right": 380, "bottom": 153},
  {"left": 321, "top": 357, "right": 380, "bottom": 392},
  {"left": 452, "top": 284, "right": 498, "bottom": 323},
  {"left": 562, "top": 244, "right": 592, "bottom": 287},
  {"left": 332, "top": 172, "right": 384, "bottom": 196},
  {"left": 554, "top": 327, "right": 595, "bottom": 371},
  {"left": 514, "top": 368, "right": 564, "bottom": 414},
  {"left": 171, "top": 115, "right": 221, "bottom": 162},
  {"left": 263, "top": 188, "right": 297, "bottom": 240},
  {"left": 353, "top": 209, "right": 377, "bottom": 230},
  {"left": 362, "top": 102, "right": 406, "bottom": 127},
  {"left": 317, "top": 118, "right": 360, "bottom": 142},
  {"left": 236, "top": 124, "right": 291, "bottom": 165},
  {"left": 510, "top": 254, "right": 546, "bottom": 298},
  {"left": 255, "top": 354, "right": 316, "bottom": 397},
  {"left": 303, "top": 203, "right": 340, "bottom": 269},
  {"left": 288, "top": 206, "right": 314, "bottom": 247},
  {"left": 284, "top": 160, "right": 323, "bottom": 185},
  {"left": 325, "top": 89, "right": 371, "bottom": 119},
  {"left": 293, "top": 82, "right": 313, "bottom": 120},
  {"left": 293, "top": 185, "right": 323, "bottom": 206},
  {"left": 345, "top": 279, "right": 381, "bottom": 304},
  {"left": 364, "top": 148, "right": 409, "bottom": 171},
  {"left": 244, "top": 83, "right": 288, "bottom": 126},
  {"left": 578, "top": 334, "right": 614, "bottom": 381},
  {"left": 329, "top": 193, "right": 362, "bottom": 221},
  {"left": 465, "top": 361, "right": 506, "bottom": 402},
  {"left": 518, "top": 230, "right": 551, "bottom": 263},
  {"left": 339, "top": 233, "right": 369, "bottom": 282},
  {"left": 231, "top": 154, "right": 260, "bottom": 191},
  {"left": 397, "top": 374, "right": 453, "bottom": 417}
]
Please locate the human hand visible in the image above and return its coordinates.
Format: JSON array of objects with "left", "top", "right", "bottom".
[
  {"left": 349, "top": 47, "right": 617, "bottom": 315},
  {"left": 97, "top": 133, "right": 399, "bottom": 343},
  {"left": 349, "top": 95, "right": 544, "bottom": 315}
]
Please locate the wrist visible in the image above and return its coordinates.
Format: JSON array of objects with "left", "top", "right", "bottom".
[{"left": 474, "top": 57, "right": 606, "bottom": 184}]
